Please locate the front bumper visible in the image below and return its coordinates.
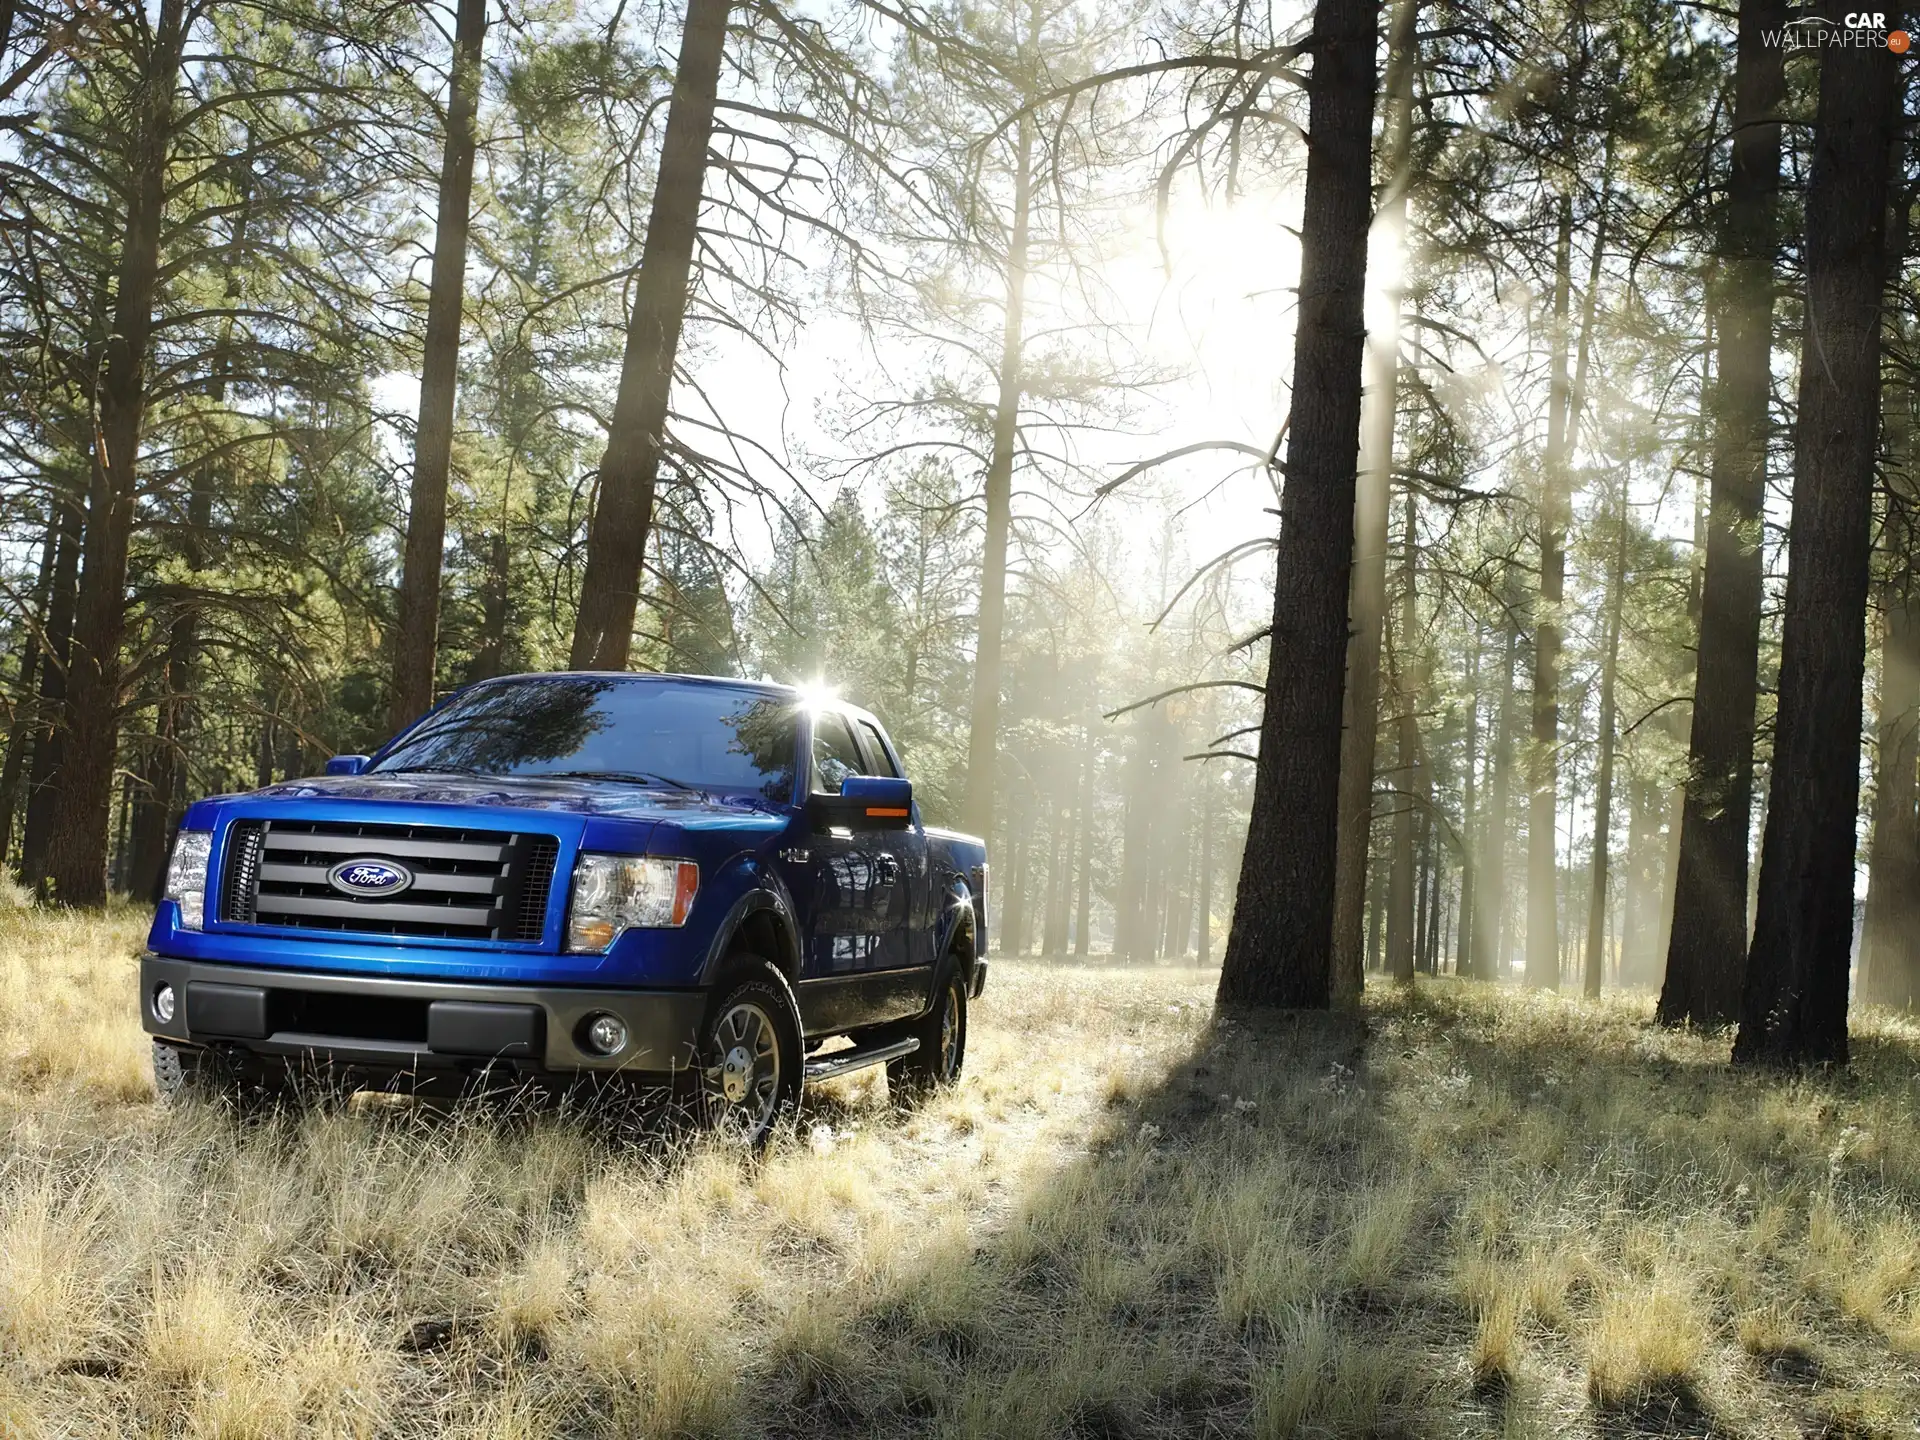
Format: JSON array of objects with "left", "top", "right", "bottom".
[{"left": 141, "top": 953, "right": 706, "bottom": 1079}]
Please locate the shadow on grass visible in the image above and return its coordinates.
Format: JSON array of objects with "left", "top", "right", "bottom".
[
  {"left": 713, "top": 981, "right": 1920, "bottom": 1440},
  {"left": 723, "top": 1004, "right": 1461, "bottom": 1440}
]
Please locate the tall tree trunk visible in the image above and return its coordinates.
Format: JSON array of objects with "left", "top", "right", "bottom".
[
  {"left": 390, "top": 0, "right": 488, "bottom": 731},
  {"left": 1002, "top": 798, "right": 1032, "bottom": 957},
  {"left": 1217, "top": 0, "right": 1380, "bottom": 1009},
  {"left": 127, "top": 458, "right": 216, "bottom": 898},
  {"left": 1117, "top": 736, "right": 1151, "bottom": 960},
  {"left": 1457, "top": 627, "right": 1481, "bottom": 975},
  {"left": 20, "top": 487, "right": 79, "bottom": 891},
  {"left": 1073, "top": 734, "right": 1093, "bottom": 955},
  {"left": 1526, "top": 199, "right": 1576, "bottom": 989},
  {"left": 1860, "top": 581, "right": 1920, "bottom": 1006},
  {"left": 1367, "top": 837, "right": 1387, "bottom": 971},
  {"left": 959, "top": 112, "right": 1035, "bottom": 844},
  {"left": 1042, "top": 780, "right": 1070, "bottom": 955},
  {"left": 1387, "top": 495, "right": 1418, "bottom": 983},
  {"left": 44, "top": 0, "right": 186, "bottom": 906},
  {"left": 126, "top": 631, "right": 188, "bottom": 897},
  {"left": 1415, "top": 805, "right": 1437, "bottom": 974},
  {"left": 1196, "top": 766, "right": 1215, "bottom": 966},
  {"left": 569, "top": 0, "right": 731, "bottom": 671},
  {"left": 1584, "top": 490, "right": 1628, "bottom": 998},
  {"left": 1734, "top": 28, "right": 1900, "bottom": 1067},
  {"left": 1331, "top": 0, "right": 1418, "bottom": 1007},
  {"left": 0, "top": 505, "right": 57, "bottom": 868},
  {"left": 1472, "top": 592, "right": 1520, "bottom": 979},
  {"left": 1658, "top": 0, "right": 1788, "bottom": 1026},
  {"left": 1620, "top": 773, "right": 1657, "bottom": 985},
  {"left": 467, "top": 528, "right": 511, "bottom": 683}
]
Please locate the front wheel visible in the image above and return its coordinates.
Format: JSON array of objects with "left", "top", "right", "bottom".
[
  {"left": 151, "top": 1041, "right": 287, "bottom": 1113},
  {"left": 697, "top": 960, "right": 803, "bottom": 1149},
  {"left": 887, "top": 965, "right": 967, "bottom": 1102}
]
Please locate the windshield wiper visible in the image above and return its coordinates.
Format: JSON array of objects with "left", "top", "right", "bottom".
[
  {"left": 537, "top": 769, "right": 700, "bottom": 794},
  {"left": 373, "top": 765, "right": 485, "bottom": 777}
]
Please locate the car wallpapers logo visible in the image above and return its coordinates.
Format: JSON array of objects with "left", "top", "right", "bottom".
[{"left": 1765, "top": 12, "right": 1912, "bottom": 48}]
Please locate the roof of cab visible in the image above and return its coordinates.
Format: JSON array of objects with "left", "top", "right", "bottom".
[{"left": 483, "top": 670, "right": 801, "bottom": 699}]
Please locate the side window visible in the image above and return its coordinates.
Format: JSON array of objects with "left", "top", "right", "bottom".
[
  {"left": 811, "top": 711, "right": 865, "bottom": 794},
  {"left": 857, "top": 720, "right": 901, "bottom": 778}
]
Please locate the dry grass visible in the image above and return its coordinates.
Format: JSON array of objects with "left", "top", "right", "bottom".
[{"left": 7, "top": 906, "right": 1920, "bottom": 1437}]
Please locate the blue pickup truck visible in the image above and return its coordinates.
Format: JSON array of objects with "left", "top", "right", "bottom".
[{"left": 140, "top": 673, "right": 989, "bottom": 1143}]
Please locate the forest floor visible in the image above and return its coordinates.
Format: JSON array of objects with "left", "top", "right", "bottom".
[{"left": 5, "top": 906, "right": 1920, "bottom": 1438}]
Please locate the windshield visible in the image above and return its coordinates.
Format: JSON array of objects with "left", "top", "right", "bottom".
[{"left": 369, "top": 677, "right": 798, "bottom": 802}]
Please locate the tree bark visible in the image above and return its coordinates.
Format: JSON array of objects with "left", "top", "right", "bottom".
[
  {"left": 1042, "top": 775, "right": 1070, "bottom": 955},
  {"left": 569, "top": 0, "right": 731, "bottom": 671},
  {"left": 1073, "top": 732, "right": 1093, "bottom": 955},
  {"left": 1860, "top": 580, "right": 1920, "bottom": 1007},
  {"left": 1217, "top": 0, "right": 1380, "bottom": 1009},
  {"left": 0, "top": 505, "right": 57, "bottom": 870},
  {"left": 1456, "top": 627, "right": 1480, "bottom": 975},
  {"left": 1525, "top": 197, "right": 1575, "bottom": 989},
  {"left": 1734, "top": 26, "right": 1900, "bottom": 1067},
  {"left": 390, "top": 0, "right": 488, "bottom": 731},
  {"left": 1367, "top": 834, "right": 1387, "bottom": 971},
  {"left": 958, "top": 112, "right": 1035, "bottom": 844},
  {"left": 1197, "top": 764, "right": 1215, "bottom": 965},
  {"left": 43, "top": 0, "right": 187, "bottom": 906},
  {"left": 1387, "top": 494, "right": 1418, "bottom": 984},
  {"left": 1658, "top": 0, "right": 1788, "bottom": 1026},
  {"left": 1620, "top": 773, "right": 1657, "bottom": 985},
  {"left": 466, "top": 528, "right": 511, "bottom": 683},
  {"left": 1002, "top": 797, "right": 1033, "bottom": 956},
  {"left": 1472, "top": 592, "right": 1520, "bottom": 978},
  {"left": 19, "top": 486, "right": 79, "bottom": 892},
  {"left": 1584, "top": 488, "right": 1628, "bottom": 998},
  {"left": 1331, "top": 0, "right": 1418, "bottom": 1007}
]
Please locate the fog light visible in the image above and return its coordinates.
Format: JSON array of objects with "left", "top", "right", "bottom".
[
  {"left": 585, "top": 1013, "right": 628, "bottom": 1056},
  {"left": 153, "top": 983, "right": 176, "bottom": 1024}
]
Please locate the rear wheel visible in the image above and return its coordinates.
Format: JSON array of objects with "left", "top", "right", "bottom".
[
  {"left": 697, "top": 960, "right": 803, "bottom": 1148},
  {"left": 887, "top": 964, "right": 967, "bottom": 1102}
]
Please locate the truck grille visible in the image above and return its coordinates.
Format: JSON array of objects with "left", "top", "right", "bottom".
[{"left": 219, "top": 820, "right": 560, "bottom": 943}]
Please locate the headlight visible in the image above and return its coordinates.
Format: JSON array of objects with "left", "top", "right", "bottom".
[
  {"left": 565, "top": 854, "right": 698, "bottom": 953},
  {"left": 163, "top": 830, "right": 213, "bottom": 931}
]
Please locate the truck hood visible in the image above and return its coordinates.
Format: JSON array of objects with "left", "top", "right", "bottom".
[{"left": 233, "top": 772, "right": 754, "bottom": 821}]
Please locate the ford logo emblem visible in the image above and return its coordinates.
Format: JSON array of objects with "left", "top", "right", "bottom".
[{"left": 327, "top": 858, "right": 413, "bottom": 898}]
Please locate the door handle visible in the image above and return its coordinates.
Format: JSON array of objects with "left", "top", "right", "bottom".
[{"left": 876, "top": 854, "right": 900, "bottom": 885}]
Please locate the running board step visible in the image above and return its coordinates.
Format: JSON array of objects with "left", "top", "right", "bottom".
[{"left": 805, "top": 1036, "right": 919, "bottom": 1083}]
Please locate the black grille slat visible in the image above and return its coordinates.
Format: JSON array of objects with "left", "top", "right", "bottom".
[
  {"left": 509, "top": 836, "right": 560, "bottom": 943},
  {"left": 221, "top": 819, "right": 560, "bottom": 943},
  {"left": 222, "top": 822, "right": 265, "bottom": 923}
]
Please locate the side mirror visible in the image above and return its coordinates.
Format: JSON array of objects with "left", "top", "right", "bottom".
[
  {"left": 326, "top": 754, "right": 371, "bottom": 776},
  {"left": 811, "top": 775, "right": 913, "bottom": 830}
]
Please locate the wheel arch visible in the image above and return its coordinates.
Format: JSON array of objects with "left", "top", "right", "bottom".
[
  {"left": 702, "top": 888, "right": 803, "bottom": 985},
  {"left": 937, "top": 882, "right": 979, "bottom": 989}
]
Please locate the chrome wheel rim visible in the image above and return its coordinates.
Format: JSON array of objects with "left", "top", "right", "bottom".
[{"left": 704, "top": 1000, "right": 782, "bottom": 1138}]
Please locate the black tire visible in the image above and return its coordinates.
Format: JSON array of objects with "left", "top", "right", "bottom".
[
  {"left": 888, "top": 961, "right": 967, "bottom": 1102},
  {"left": 152, "top": 1040, "right": 291, "bottom": 1114},
  {"left": 697, "top": 957, "right": 804, "bottom": 1149},
  {"left": 152, "top": 1039, "right": 203, "bottom": 1103}
]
